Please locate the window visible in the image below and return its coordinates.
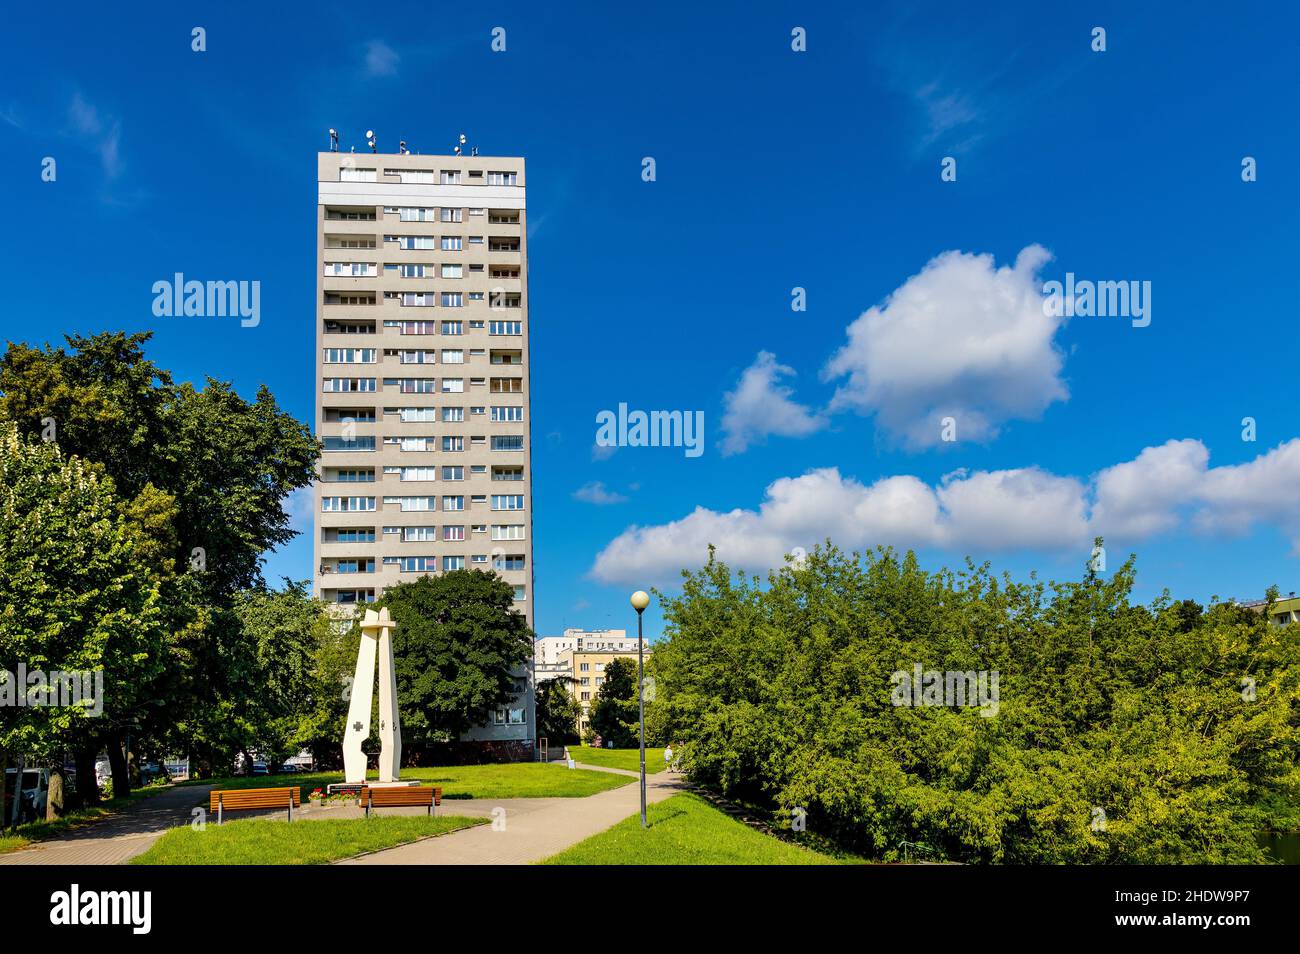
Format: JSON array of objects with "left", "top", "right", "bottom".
[
  {"left": 399, "top": 350, "right": 436, "bottom": 364},
  {"left": 324, "top": 262, "right": 377, "bottom": 277},
  {"left": 492, "top": 524, "right": 526, "bottom": 540},
  {"left": 323, "top": 378, "right": 376, "bottom": 393},
  {"left": 443, "top": 555, "right": 465, "bottom": 571},
  {"left": 399, "top": 207, "right": 436, "bottom": 222},
  {"left": 507, "top": 707, "right": 525, "bottom": 725},
  {"left": 392, "top": 170, "right": 434, "bottom": 183},
  {"left": 402, "top": 527, "right": 438, "bottom": 542},
  {"left": 489, "top": 321, "right": 522, "bottom": 335},
  {"left": 398, "top": 264, "right": 429, "bottom": 278},
  {"left": 334, "top": 589, "right": 376, "bottom": 604},
  {"left": 387, "top": 319, "right": 436, "bottom": 335},
  {"left": 441, "top": 321, "right": 463, "bottom": 335},
  {"left": 443, "top": 525, "right": 465, "bottom": 541},
  {"left": 400, "top": 556, "right": 437, "bottom": 572},
  {"left": 442, "top": 495, "right": 465, "bottom": 511},
  {"left": 492, "top": 495, "right": 525, "bottom": 511},
  {"left": 400, "top": 467, "right": 437, "bottom": 481},
  {"left": 495, "top": 554, "right": 526, "bottom": 571},
  {"left": 333, "top": 558, "right": 375, "bottom": 574},
  {"left": 340, "top": 168, "right": 377, "bottom": 182},
  {"left": 491, "top": 435, "right": 524, "bottom": 451},
  {"left": 441, "top": 236, "right": 462, "bottom": 251},
  {"left": 442, "top": 466, "right": 464, "bottom": 481},
  {"left": 395, "top": 378, "right": 436, "bottom": 393},
  {"left": 323, "top": 436, "right": 376, "bottom": 451},
  {"left": 580, "top": 692, "right": 590, "bottom": 702},
  {"left": 441, "top": 349, "right": 465, "bottom": 364},
  {"left": 333, "top": 528, "right": 376, "bottom": 543},
  {"left": 440, "top": 171, "right": 461, "bottom": 184},
  {"left": 492, "top": 466, "right": 524, "bottom": 481},
  {"left": 487, "top": 171, "right": 518, "bottom": 186},
  {"left": 397, "top": 236, "right": 437, "bottom": 250},
  {"left": 443, "top": 436, "right": 464, "bottom": 452},
  {"left": 580, "top": 663, "right": 589, "bottom": 672},
  {"left": 441, "top": 293, "right": 463, "bottom": 308},
  {"left": 398, "top": 407, "right": 438, "bottom": 423},
  {"left": 386, "top": 496, "right": 437, "bottom": 512},
  {"left": 322, "top": 496, "right": 376, "bottom": 512},
  {"left": 442, "top": 378, "right": 464, "bottom": 393},
  {"left": 442, "top": 407, "right": 464, "bottom": 422},
  {"left": 490, "top": 377, "right": 522, "bottom": 394},
  {"left": 400, "top": 292, "right": 436, "bottom": 307},
  {"left": 490, "top": 406, "right": 523, "bottom": 422},
  {"left": 440, "top": 207, "right": 463, "bottom": 222},
  {"left": 441, "top": 264, "right": 463, "bottom": 278},
  {"left": 324, "top": 348, "right": 376, "bottom": 363}
]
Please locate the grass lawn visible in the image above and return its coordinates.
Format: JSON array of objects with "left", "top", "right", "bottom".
[
  {"left": 186, "top": 762, "right": 630, "bottom": 804},
  {"left": 541, "top": 793, "right": 844, "bottom": 865},
  {"left": 132, "top": 814, "right": 485, "bottom": 865},
  {"left": 0, "top": 782, "right": 174, "bottom": 855},
  {"left": 567, "top": 745, "right": 669, "bottom": 774}
]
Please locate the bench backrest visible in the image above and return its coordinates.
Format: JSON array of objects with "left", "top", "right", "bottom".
[
  {"left": 361, "top": 785, "right": 441, "bottom": 807},
  {"left": 209, "top": 787, "right": 301, "bottom": 813}
]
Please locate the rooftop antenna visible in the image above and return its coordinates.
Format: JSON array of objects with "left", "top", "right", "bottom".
[
  {"left": 366, "top": 129, "right": 377, "bottom": 153},
  {"left": 399, "top": 139, "right": 409, "bottom": 155},
  {"left": 454, "top": 132, "right": 466, "bottom": 156},
  {"left": 328, "top": 128, "right": 339, "bottom": 152}
]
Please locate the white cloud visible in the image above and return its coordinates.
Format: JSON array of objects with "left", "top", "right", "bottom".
[
  {"left": 719, "top": 351, "right": 826, "bottom": 455},
  {"left": 573, "top": 481, "right": 628, "bottom": 506},
  {"left": 590, "top": 439, "right": 1300, "bottom": 585},
  {"left": 284, "top": 486, "right": 315, "bottom": 535},
  {"left": 67, "top": 92, "right": 122, "bottom": 180},
  {"left": 364, "top": 40, "right": 400, "bottom": 77},
  {"left": 824, "top": 245, "right": 1066, "bottom": 448}
]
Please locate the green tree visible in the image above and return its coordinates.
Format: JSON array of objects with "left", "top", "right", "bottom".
[
  {"left": 376, "top": 571, "right": 532, "bottom": 742},
  {"left": 0, "top": 423, "right": 165, "bottom": 821},
  {"left": 588, "top": 658, "right": 640, "bottom": 748},
  {"left": 0, "top": 331, "right": 319, "bottom": 793},
  {"left": 226, "top": 581, "right": 335, "bottom": 771},
  {"left": 651, "top": 542, "right": 1300, "bottom": 864},
  {"left": 535, "top": 677, "right": 582, "bottom": 746}
]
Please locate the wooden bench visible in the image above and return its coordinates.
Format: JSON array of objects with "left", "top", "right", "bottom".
[
  {"left": 359, "top": 785, "right": 442, "bottom": 818},
  {"left": 209, "top": 786, "right": 300, "bottom": 825}
]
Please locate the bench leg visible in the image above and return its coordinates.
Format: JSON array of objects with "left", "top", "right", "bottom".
[{"left": 217, "top": 796, "right": 223, "bottom": 826}]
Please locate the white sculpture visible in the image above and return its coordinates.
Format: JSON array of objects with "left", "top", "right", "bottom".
[{"left": 343, "top": 607, "right": 402, "bottom": 784}]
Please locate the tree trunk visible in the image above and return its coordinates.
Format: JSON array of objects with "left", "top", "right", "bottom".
[
  {"left": 8, "top": 753, "right": 24, "bottom": 828},
  {"left": 73, "top": 747, "right": 99, "bottom": 806},
  {"left": 0, "top": 751, "right": 8, "bottom": 831},
  {"left": 107, "top": 734, "right": 130, "bottom": 800},
  {"left": 45, "top": 767, "right": 66, "bottom": 821}
]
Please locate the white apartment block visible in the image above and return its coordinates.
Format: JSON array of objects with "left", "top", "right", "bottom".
[
  {"left": 313, "top": 148, "right": 534, "bottom": 750},
  {"left": 534, "top": 629, "right": 646, "bottom": 666}
]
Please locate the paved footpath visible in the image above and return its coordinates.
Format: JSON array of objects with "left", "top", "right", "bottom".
[
  {"left": 340, "top": 764, "right": 686, "bottom": 865},
  {"left": 0, "top": 784, "right": 211, "bottom": 866}
]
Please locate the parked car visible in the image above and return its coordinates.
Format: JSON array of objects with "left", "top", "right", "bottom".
[
  {"left": 252, "top": 761, "right": 269, "bottom": 775},
  {"left": 3, "top": 767, "right": 50, "bottom": 824}
]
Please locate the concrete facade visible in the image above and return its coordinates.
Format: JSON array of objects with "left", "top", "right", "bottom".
[{"left": 313, "top": 149, "right": 534, "bottom": 749}]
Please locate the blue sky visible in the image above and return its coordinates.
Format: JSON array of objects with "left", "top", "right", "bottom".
[{"left": 3, "top": 1, "right": 1298, "bottom": 639}]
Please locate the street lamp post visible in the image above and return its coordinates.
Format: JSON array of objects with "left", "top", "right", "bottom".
[{"left": 631, "top": 590, "right": 650, "bottom": 828}]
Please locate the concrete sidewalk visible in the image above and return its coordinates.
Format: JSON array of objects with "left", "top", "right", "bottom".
[
  {"left": 340, "top": 770, "right": 686, "bottom": 865},
  {"left": 0, "top": 784, "right": 211, "bottom": 866}
]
